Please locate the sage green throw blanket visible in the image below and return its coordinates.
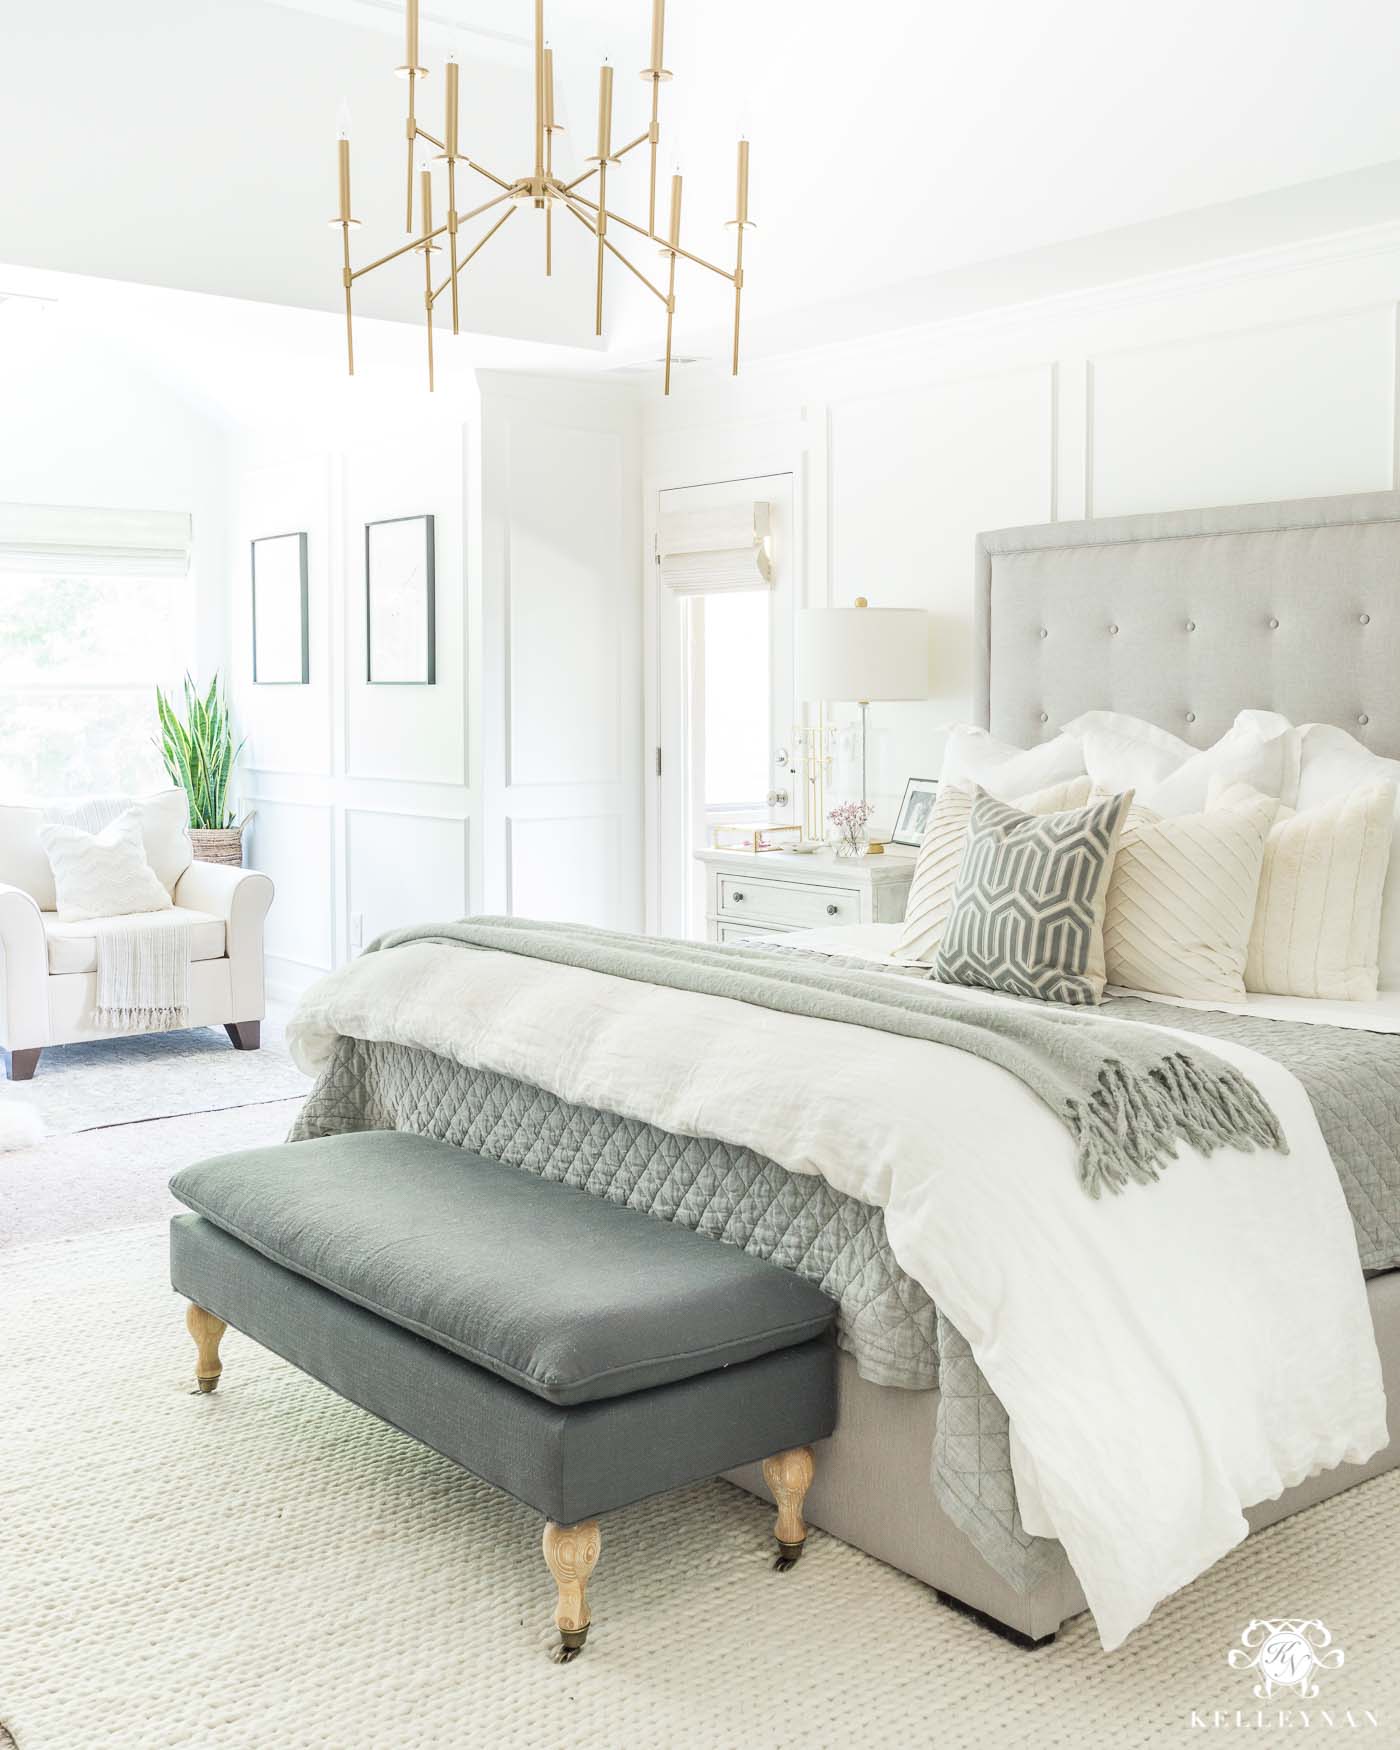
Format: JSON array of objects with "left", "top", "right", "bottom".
[{"left": 370, "top": 917, "right": 1285, "bottom": 1196}]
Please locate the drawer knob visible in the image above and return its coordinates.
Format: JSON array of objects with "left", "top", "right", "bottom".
[
  {"left": 826, "top": 903, "right": 839, "bottom": 916},
  {"left": 732, "top": 891, "right": 744, "bottom": 902}
]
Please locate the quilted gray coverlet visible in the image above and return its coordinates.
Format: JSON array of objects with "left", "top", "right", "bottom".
[{"left": 288, "top": 993, "right": 1400, "bottom": 1594}]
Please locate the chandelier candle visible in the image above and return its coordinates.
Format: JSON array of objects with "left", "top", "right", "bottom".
[{"left": 332, "top": 0, "right": 752, "bottom": 393}]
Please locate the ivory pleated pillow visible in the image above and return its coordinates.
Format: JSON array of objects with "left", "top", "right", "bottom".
[
  {"left": 893, "top": 775, "right": 1092, "bottom": 965},
  {"left": 1102, "top": 790, "right": 1274, "bottom": 1001},
  {"left": 1212, "top": 779, "right": 1397, "bottom": 1001},
  {"left": 37, "top": 807, "right": 173, "bottom": 924}
]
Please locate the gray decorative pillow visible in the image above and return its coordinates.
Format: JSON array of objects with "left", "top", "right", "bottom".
[{"left": 932, "top": 786, "right": 1132, "bottom": 1005}]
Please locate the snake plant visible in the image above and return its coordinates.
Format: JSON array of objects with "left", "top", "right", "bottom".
[{"left": 155, "top": 673, "right": 245, "bottom": 831}]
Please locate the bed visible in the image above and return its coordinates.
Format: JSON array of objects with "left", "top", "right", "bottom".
[{"left": 286, "top": 487, "right": 1400, "bottom": 1648}]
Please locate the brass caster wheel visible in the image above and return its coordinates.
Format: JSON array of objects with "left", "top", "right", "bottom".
[{"left": 552, "top": 1625, "right": 588, "bottom": 1664}]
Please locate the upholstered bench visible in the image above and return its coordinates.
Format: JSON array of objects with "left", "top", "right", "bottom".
[{"left": 168, "top": 1130, "right": 838, "bottom": 1660}]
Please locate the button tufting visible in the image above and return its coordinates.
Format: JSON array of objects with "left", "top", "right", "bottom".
[
  {"left": 1108, "top": 624, "right": 1119, "bottom": 635},
  {"left": 1360, "top": 613, "right": 1371, "bottom": 625},
  {"left": 1039, "top": 627, "right": 1049, "bottom": 638},
  {"left": 1268, "top": 617, "right": 1280, "bottom": 630},
  {"left": 1359, "top": 714, "right": 1370, "bottom": 726},
  {"left": 1039, "top": 712, "right": 1049, "bottom": 723},
  {"left": 1185, "top": 711, "right": 1197, "bottom": 724},
  {"left": 1185, "top": 619, "right": 1196, "bottom": 631}
]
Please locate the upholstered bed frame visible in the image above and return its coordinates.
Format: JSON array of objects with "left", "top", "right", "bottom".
[{"left": 729, "top": 487, "right": 1400, "bottom": 1644}]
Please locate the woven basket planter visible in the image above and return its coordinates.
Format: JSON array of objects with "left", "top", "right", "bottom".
[{"left": 189, "top": 827, "right": 244, "bottom": 867}]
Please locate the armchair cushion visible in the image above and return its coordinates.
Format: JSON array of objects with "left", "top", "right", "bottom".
[{"left": 44, "top": 907, "right": 227, "bottom": 976}]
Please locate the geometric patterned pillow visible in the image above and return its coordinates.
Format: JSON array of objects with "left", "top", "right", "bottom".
[{"left": 931, "top": 787, "right": 1132, "bottom": 1005}]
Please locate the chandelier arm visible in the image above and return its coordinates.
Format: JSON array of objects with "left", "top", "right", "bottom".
[
  {"left": 560, "top": 198, "right": 669, "bottom": 307},
  {"left": 731, "top": 223, "right": 744, "bottom": 375},
  {"left": 440, "top": 203, "right": 517, "bottom": 297},
  {"left": 465, "top": 159, "right": 513, "bottom": 192},
  {"left": 405, "top": 71, "right": 418, "bottom": 232},
  {"left": 613, "top": 130, "right": 651, "bottom": 160},
  {"left": 663, "top": 248, "right": 676, "bottom": 395},
  {"left": 448, "top": 160, "right": 460, "bottom": 335},
  {"left": 563, "top": 164, "right": 601, "bottom": 194},
  {"left": 594, "top": 164, "right": 607, "bottom": 336},
  {"left": 415, "top": 127, "right": 445, "bottom": 151},
  {"left": 545, "top": 132, "right": 553, "bottom": 276},
  {"left": 569, "top": 191, "right": 737, "bottom": 283},
  {"left": 647, "top": 74, "right": 660, "bottom": 236},
  {"left": 351, "top": 224, "right": 449, "bottom": 282},
  {"left": 458, "top": 190, "right": 514, "bottom": 226}
]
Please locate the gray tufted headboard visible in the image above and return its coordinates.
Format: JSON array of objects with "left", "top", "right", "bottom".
[{"left": 974, "top": 488, "right": 1400, "bottom": 759}]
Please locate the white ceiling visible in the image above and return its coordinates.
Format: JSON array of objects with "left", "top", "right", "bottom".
[{"left": 5, "top": 0, "right": 1400, "bottom": 368}]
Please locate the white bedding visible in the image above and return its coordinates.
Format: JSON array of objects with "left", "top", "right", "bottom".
[
  {"left": 776, "top": 921, "right": 1400, "bottom": 1032},
  {"left": 290, "top": 937, "right": 1386, "bottom": 1652}
]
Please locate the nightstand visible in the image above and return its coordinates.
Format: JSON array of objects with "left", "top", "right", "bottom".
[{"left": 695, "top": 844, "right": 917, "bottom": 944}]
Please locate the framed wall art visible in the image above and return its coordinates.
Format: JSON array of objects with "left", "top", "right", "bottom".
[
  {"left": 366, "top": 514, "right": 436, "bottom": 685},
  {"left": 251, "top": 532, "right": 309, "bottom": 684}
]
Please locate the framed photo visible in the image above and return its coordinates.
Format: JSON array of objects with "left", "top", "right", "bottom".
[
  {"left": 251, "top": 532, "right": 309, "bottom": 684},
  {"left": 366, "top": 514, "right": 436, "bottom": 685},
  {"left": 891, "top": 776, "right": 939, "bottom": 847}
]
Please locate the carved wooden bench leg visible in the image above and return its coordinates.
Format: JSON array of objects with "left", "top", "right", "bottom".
[
  {"left": 542, "top": 1519, "right": 600, "bottom": 1663},
  {"left": 762, "top": 1445, "right": 816, "bottom": 1570},
  {"left": 186, "top": 1303, "right": 228, "bottom": 1393}
]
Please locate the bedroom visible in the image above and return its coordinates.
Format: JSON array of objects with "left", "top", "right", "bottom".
[{"left": 1, "top": 0, "right": 1398, "bottom": 1744}]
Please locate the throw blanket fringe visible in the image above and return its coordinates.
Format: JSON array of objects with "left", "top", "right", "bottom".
[
  {"left": 93, "top": 915, "right": 191, "bottom": 1032},
  {"left": 368, "top": 917, "right": 1287, "bottom": 1196}
]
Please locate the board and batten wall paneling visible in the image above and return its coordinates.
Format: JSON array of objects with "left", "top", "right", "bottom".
[
  {"left": 245, "top": 797, "right": 335, "bottom": 978},
  {"left": 1090, "top": 306, "right": 1397, "bottom": 518},
  {"left": 506, "top": 420, "right": 625, "bottom": 788},
  {"left": 828, "top": 364, "right": 1055, "bottom": 819},
  {"left": 345, "top": 809, "right": 470, "bottom": 952},
  {"left": 234, "top": 458, "right": 334, "bottom": 776},
  {"left": 507, "top": 815, "right": 622, "bottom": 926},
  {"left": 344, "top": 430, "right": 467, "bottom": 787}
]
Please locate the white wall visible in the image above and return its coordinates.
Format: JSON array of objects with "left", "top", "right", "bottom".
[
  {"left": 230, "top": 369, "right": 642, "bottom": 999},
  {"left": 642, "top": 222, "right": 1400, "bottom": 919}
]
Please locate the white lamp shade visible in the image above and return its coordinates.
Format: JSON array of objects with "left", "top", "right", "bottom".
[{"left": 796, "top": 605, "right": 929, "bottom": 703}]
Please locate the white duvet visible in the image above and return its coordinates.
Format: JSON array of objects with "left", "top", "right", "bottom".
[{"left": 289, "top": 936, "right": 1388, "bottom": 1652}]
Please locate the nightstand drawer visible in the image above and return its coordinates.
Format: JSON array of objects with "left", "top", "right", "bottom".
[
  {"left": 717, "top": 874, "right": 862, "bottom": 929},
  {"left": 716, "top": 921, "right": 795, "bottom": 944}
]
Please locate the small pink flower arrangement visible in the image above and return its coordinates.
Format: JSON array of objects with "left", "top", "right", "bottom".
[{"left": 828, "top": 799, "right": 875, "bottom": 857}]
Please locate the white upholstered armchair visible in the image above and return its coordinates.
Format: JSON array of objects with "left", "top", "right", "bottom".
[{"left": 0, "top": 790, "right": 273, "bottom": 1080}]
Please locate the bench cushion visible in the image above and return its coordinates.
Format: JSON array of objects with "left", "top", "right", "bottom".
[
  {"left": 170, "top": 1212, "right": 837, "bottom": 1524},
  {"left": 169, "top": 1130, "right": 837, "bottom": 1407}
]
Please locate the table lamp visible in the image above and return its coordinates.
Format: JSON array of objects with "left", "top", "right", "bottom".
[{"left": 796, "top": 598, "right": 930, "bottom": 852}]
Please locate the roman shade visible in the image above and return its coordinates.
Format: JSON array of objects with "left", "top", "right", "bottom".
[
  {"left": 0, "top": 502, "right": 192, "bottom": 577},
  {"left": 657, "top": 502, "right": 772, "bottom": 594}
]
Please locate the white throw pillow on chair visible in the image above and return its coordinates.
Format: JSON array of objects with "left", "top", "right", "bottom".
[{"left": 38, "top": 807, "right": 174, "bottom": 924}]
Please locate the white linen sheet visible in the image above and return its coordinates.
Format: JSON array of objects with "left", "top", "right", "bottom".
[
  {"left": 777, "top": 920, "right": 1400, "bottom": 1032},
  {"left": 289, "top": 939, "right": 1386, "bottom": 1651}
]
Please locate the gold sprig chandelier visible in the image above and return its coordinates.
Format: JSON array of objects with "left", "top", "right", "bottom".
[{"left": 331, "top": 0, "right": 753, "bottom": 393}]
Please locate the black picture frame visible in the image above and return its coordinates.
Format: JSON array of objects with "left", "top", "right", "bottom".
[
  {"left": 891, "top": 776, "right": 939, "bottom": 847},
  {"left": 251, "top": 532, "right": 310, "bottom": 685},
  {"left": 365, "top": 513, "right": 436, "bottom": 685}
]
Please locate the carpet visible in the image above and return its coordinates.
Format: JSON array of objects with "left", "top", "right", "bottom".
[
  {"left": 1, "top": 1225, "right": 1396, "bottom": 1750},
  {"left": 0, "top": 1011, "right": 309, "bottom": 1140}
]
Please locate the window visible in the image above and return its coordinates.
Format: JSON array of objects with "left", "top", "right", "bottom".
[
  {"left": 0, "top": 568, "right": 188, "bottom": 797},
  {"left": 699, "top": 590, "right": 771, "bottom": 810}
]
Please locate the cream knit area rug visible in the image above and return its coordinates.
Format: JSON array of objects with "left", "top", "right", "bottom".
[{"left": 2, "top": 1226, "right": 1397, "bottom": 1750}]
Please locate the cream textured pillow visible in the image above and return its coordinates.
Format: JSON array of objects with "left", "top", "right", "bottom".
[
  {"left": 1103, "top": 790, "right": 1274, "bottom": 1001},
  {"left": 893, "top": 775, "right": 1092, "bottom": 964},
  {"left": 1063, "top": 709, "right": 1298, "bottom": 816},
  {"left": 1213, "top": 778, "right": 1397, "bottom": 1001},
  {"left": 938, "top": 725, "right": 1087, "bottom": 797},
  {"left": 37, "top": 808, "right": 174, "bottom": 924}
]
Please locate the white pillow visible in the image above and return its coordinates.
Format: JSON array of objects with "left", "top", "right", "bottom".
[
  {"left": 2, "top": 788, "right": 191, "bottom": 908},
  {"left": 37, "top": 808, "right": 174, "bottom": 924},
  {"left": 1103, "top": 790, "right": 1274, "bottom": 1002},
  {"left": 1213, "top": 775, "right": 1397, "bottom": 1001},
  {"left": 893, "top": 775, "right": 1092, "bottom": 965},
  {"left": 938, "top": 726, "right": 1085, "bottom": 797},
  {"left": 1293, "top": 725, "right": 1400, "bottom": 991},
  {"left": 1064, "top": 708, "right": 1298, "bottom": 816}
]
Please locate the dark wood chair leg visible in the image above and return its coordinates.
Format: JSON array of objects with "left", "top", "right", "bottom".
[
  {"left": 5, "top": 1047, "right": 41, "bottom": 1081},
  {"left": 224, "top": 1021, "right": 261, "bottom": 1052}
]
